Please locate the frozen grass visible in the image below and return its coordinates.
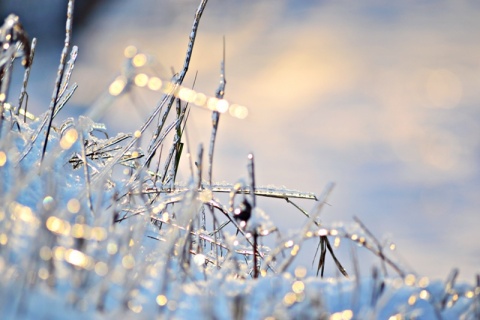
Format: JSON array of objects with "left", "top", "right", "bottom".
[{"left": 0, "top": 1, "right": 479, "bottom": 319}]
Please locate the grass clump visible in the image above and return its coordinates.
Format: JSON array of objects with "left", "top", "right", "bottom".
[{"left": 0, "top": 1, "right": 479, "bottom": 319}]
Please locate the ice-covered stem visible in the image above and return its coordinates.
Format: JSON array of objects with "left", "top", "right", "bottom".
[
  {"left": 41, "top": 0, "right": 75, "bottom": 162},
  {"left": 247, "top": 153, "right": 256, "bottom": 207},
  {"left": 206, "top": 41, "right": 226, "bottom": 267},
  {"left": 147, "top": 0, "right": 208, "bottom": 164},
  {"left": 207, "top": 39, "right": 226, "bottom": 186},
  {"left": 178, "top": 0, "right": 209, "bottom": 84},
  {"left": 252, "top": 231, "right": 259, "bottom": 279},
  {"left": 0, "top": 14, "right": 31, "bottom": 130},
  {"left": 353, "top": 216, "right": 388, "bottom": 276},
  {"left": 162, "top": 73, "right": 197, "bottom": 185},
  {"left": 247, "top": 153, "right": 260, "bottom": 278},
  {"left": 17, "top": 37, "right": 36, "bottom": 121}
]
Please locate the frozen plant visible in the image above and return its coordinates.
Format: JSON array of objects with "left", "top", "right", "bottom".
[{"left": 0, "top": 1, "right": 479, "bottom": 319}]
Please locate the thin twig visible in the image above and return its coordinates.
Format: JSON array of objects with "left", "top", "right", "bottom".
[
  {"left": 17, "top": 37, "right": 37, "bottom": 119},
  {"left": 41, "top": 0, "right": 75, "bottom": 162},
  {"left": 147, "top": 0, "right": 209, "bottom": 167}
]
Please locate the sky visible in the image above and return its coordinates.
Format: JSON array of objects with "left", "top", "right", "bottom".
[{"left": 3, "top": 0, "right": 480, "bottom": 282}]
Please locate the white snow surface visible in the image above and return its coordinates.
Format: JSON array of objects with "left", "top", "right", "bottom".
[{"left": 0, "top": 115, "right": 478, "bottom": 319}]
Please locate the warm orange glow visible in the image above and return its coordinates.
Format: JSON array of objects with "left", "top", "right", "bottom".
[
  {"left": 229, "top": 104, "right": 248, "bottom": 119},
  {"left": 0, "top": 151, "right": 6, "bottom": 167},
  {"left": 292, "top": 281, "right": 305, "bottom": 294},
  {"left": 134, "top": 73, "right": 149, "bottom": 87},
  {"left": 122, "top": 254, "right": 135, "bottom": 269},
  {"left": 67, "top": 199, "right": 80, "bottom": 214},
  {"left": 124, "top": 45, "right": 137, "bottom": 58},
  {"left": 294, "top": 266, "right": 307, "bottom": 278},
  {"left": 156, "top": 295, "right": 168, "bottom": 306},
  {"left": 216, "top": 99, "right": 229, "bottom": 113},
  {"left": 109, "top": 76, "right": 127, "bottom": 96},
  {"left": 132, "top": 53, "right": 147, "bottom": 67},
  {"left": 95, "top": 261, "right": 108, "bottom": 276},
  {"left": 147, "top": 77, "right": 163, "bottom": 91},
  {"left": 60, "top": 129, "right": 78, "bottom": 150},
  {"left": 46, "top": 216, "right": 71, "bottom": 236}
]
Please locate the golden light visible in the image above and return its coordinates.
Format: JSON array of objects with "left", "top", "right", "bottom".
[
  {"left": 178, "top": 88, "right": 196, "bottom": 103},
  {"left": 72, "top": 223, "right": 90, "bottom": 239},
  {"left": 199, "top": 189, "right": 213, "bottom": 202},
  {"left": 229, "top": 104, "right": 248, "bottom": 119},
  {"left": 67, "top": 198, "right": 80, "bottom": 214},
  {"left": 38, "top": 268, "right": 49, "bottom": 280},
  {"left": 290, "top": 245, "right": 300, "bottom": 256},
  {"left": 124, "top": 45, "right": 137, "bottom": 58},
  {"left": 109, "top": 76, "right": 127, "bottom": 96},
  {"left": 39, "top": 246, "right": 52, "bottom": 261},
  {"left": 107, "top": 242, "right": 118, "bottom": 255},
  {"left": 12, "top": 203, "right": 38, "bottom": 224},
  {"left": 92, "top": 227, "right": 107, "bottom": 241},
  {"left": 122, "top": 254, "right": 135, "bottom": 269},
  {"left": 193, "top": 254, "right": 206, "bottom": 266},
  {"left": 95, "top": 261, "right": 108, "bottom": 276},
  {"left": 162, "top": 212, "right": 169, "bottom": 222},
  {"left": 292, "top": 281, "right": 305, "bottom": 294},
  {"left": 53, "top": 246, "right": 66, "bottom": 260},
  {"left": 132, "top": 53, "right": 147, "bottom": 67},
  {"left": 294, "top": 266, "right": 307, "bottom": 278},
  {"left": 330, "top": 310, "right": 353, "bottom": 320},
  {"left": 147, "top": 77, "right": 163, "bottom": 91},
  {"left": 207, "top": 97, "right": 219, "bottom": 111},
  {"left": 419, "top": 290, "right": 430, "bottom": 300},
  {"left": 418, "top": 276, "right": 429, "bottom": 288},
  {"left": 283, "top": 292, "right": 296, "bottom": 306},
  {"left": 156, "top": 295, "right": 168, "bottom": 306},
  {"left": 318, "top": 229, "right": 328, "bottom": 236},
  {"left": 161, "top": 81, "right": 176, "bottom": 94},
  {"left": 46, "top": 216, "right": 71, "bottom": 236},
  {"left": 334, "top": 237, "right": 341, "bottom": 248},
  {"left": 134, "top": 73, "right": 149, "bottom": 87},
  {"left": 404, "top": 274, "right": 416, "bottom": 286},
  {"left": 0, "top": 234, "right": 8, "bottom": 245},
  {"left": 216, "top": 99, "right": 229, "bottom": 113},
  {"left": 60, "top": 128, "right": 78, "bottom": 150},
  {"left": 194, "top": 92, "right": 207, "bottom": 106},
  {"left": 65, "top": 249, "right": 91, "bottom": 269},
  {"left": 0, "top": 151, "right": 7, "bottom": 166}
]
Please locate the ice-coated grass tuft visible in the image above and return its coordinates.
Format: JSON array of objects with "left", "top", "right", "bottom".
[{"left": 0, "top": 1, "right": 479, "bottom": 319}]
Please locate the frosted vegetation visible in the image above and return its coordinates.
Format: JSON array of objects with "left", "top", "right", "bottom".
[{"left": 0, "top": 1, "right": 479, "bottom": 319}]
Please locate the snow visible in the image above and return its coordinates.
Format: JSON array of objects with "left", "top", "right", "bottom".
[
  {"left": 0, "top": 113, "right": 478, "bottom": 319},
  {"left": 1, "top": 2, "right": 479, "bottom": 318}
]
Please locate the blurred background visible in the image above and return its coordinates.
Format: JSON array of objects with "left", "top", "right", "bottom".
[{"left": 2, "top": 0, "right": 479, "bottom": 282}]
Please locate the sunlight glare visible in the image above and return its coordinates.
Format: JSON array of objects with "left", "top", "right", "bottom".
[{"left": 0, "top": 151, "right": 6, "bottom": 166}]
